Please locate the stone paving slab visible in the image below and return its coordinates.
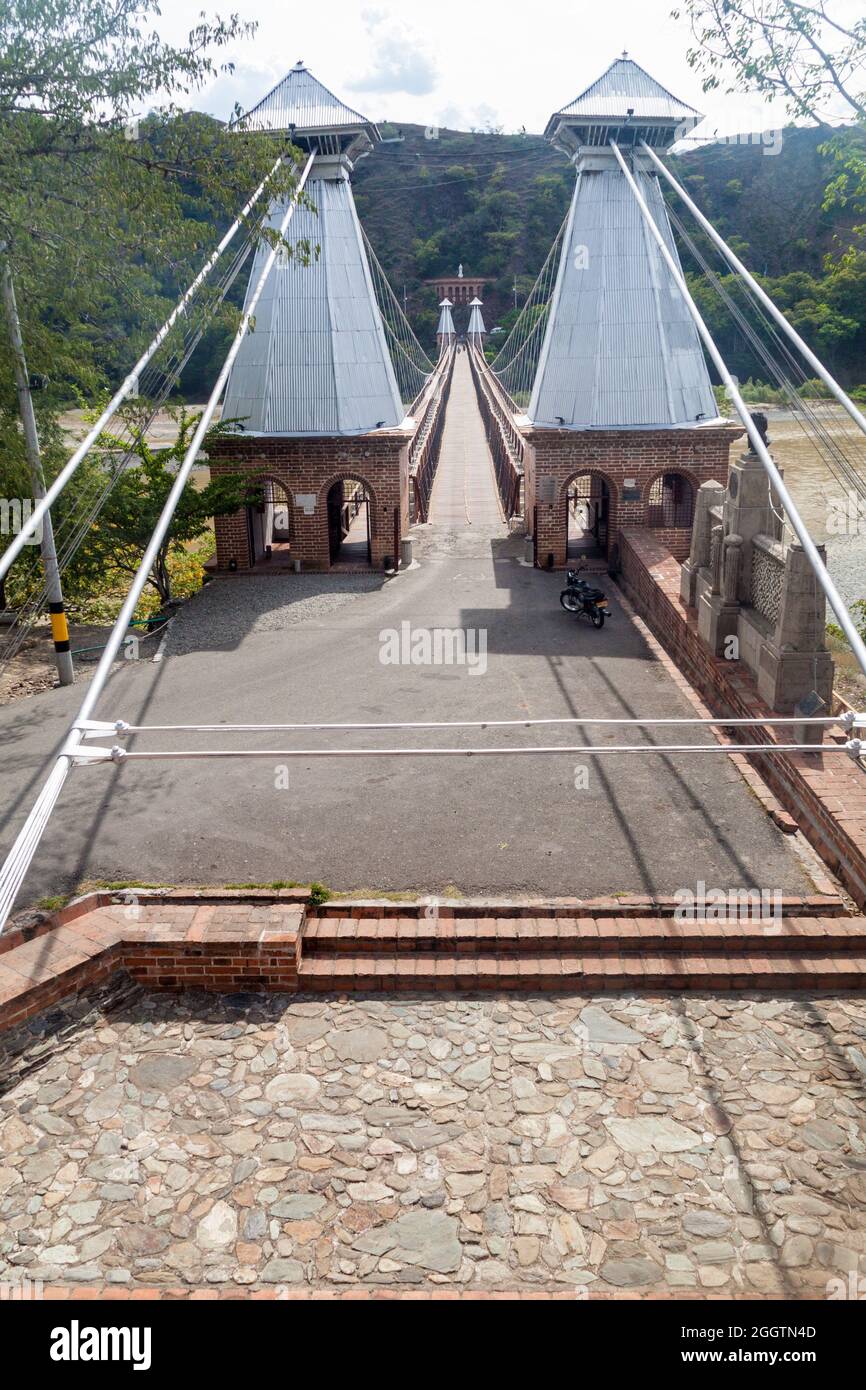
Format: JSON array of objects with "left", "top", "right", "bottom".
[{"left": 1, "top": 983, "right": 865, "bottom": 1297}]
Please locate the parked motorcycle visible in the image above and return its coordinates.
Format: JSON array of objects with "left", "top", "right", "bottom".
[{"left": 559, "top": 564, "right": 609, "bottom": 628}]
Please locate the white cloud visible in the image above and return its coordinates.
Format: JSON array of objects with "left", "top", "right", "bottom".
[
  {"left": 347, "top": 9, "right": 438, "bottom": 97},
  {"left": 198, "top": 60, "right": 284, "bottom": 122}
]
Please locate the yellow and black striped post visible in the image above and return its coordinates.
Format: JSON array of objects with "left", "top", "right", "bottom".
[
  {"left": 49, "top": 601, "right": 74, "bottom": 683},
  {"left": 1, "top": 245, "right": 74, "bottom": 685}
]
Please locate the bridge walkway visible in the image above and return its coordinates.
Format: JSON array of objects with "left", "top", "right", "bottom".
[{"left": 428, "top": 352, "right": 507, "bottom": 530}]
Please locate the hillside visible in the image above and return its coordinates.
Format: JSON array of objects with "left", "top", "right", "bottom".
[{"left": 351, "top": 121, "right": 866, "bottom": 382}]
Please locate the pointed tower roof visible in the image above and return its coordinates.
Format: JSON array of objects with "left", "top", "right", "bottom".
[
  {"left": 467, "top": 299, "right": 487, "bottom": 339},
  {"left": 221, "top": 65, "right": 403, "bottom": 436},
  {"left": 233, "top": 61, "right": 378, "bottom": 158},
  {"left": 551, "top": 56, "right": 701, "bottom": 124},
  {"left": 545, "top": 55, "right": 703, "bottom": 155},
  {"left": 529, "top": 61, "right": 717, "bottom": 431},
  {"left": 437, "top": 300, "right": 456, "bottom": 338}
]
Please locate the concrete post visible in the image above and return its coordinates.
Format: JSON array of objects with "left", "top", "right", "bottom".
[{"left": 0, "top": 248, "right": 74, "bottom": 685}]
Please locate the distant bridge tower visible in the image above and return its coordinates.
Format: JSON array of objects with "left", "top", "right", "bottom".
[
  {"left": 525, "top": 56, "right": 741, "bottom": 570},
  {"left": 436, "top": 298, "right": 456, "bottom": 355},
  {"left": 209, "top": 62, "right": 412, "bottom": 572},
  {"left": 467, "top": 297, "right": 487, "bottom": 347}
]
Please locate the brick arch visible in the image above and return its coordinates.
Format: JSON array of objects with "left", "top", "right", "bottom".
[
  {"left": 253, "top": 472, "right": 295, "bottom": 506},
  {"left": 559, "top": 466, "right": 620, "bottom": 505},
  {"left": 644, "top": 467, "right": 698, "bottom": 532},
  {"left": 317, "top": 469, "right": 379, "bottom": 513},
  {"left": 253, "top": 472, "right": 295, "bottom": 544},
  {"left": 643, "top": 464, "right": 703, "bottom": 497},
  {"left": 560, "top": 467, "right": 618, "bottom": 562},
  {"left": 318, "top": 470, "right": 380, "bottom": 569}
]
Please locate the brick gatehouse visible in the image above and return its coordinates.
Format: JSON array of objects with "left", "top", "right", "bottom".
[
  {"left": 208, "top": 431, "right": 410, "bottom": 572},
  {"left": 524, "top": 426, "right": 743, "bottom": 570}
]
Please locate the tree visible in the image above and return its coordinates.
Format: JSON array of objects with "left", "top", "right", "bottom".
[
  {"left": 673, "top": 1, "right": 866, "bottom": 125},
  {"left": 0, "top": 1, "right": 303, "bottom": 613},
  {"left": 81, "top": 405, "right": 260, "bottom": 605},
  {"left": 0, "top": 2, "right": 301, "bottom": 394},
  {"left": 673, "top": 1, "right": 866, "bottom": 256}
]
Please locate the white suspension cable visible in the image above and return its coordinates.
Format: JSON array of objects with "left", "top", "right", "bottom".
[
  {"left": 0, "top": 153, "right": 316, "bottom": 936},
  {"left": 610, "top": 140, "right": 866, "bottom": 686},
  {"left": 1, "top": 228, "right": 260, "bottom": 668},
  {"left": 662, "top": 198, "right": 866, "bottom": 513},
  {"left": 71, "top": 741, "right": 861, "bottom": 764},
  {"left": 77, "top": 713, "right": 857, "bottom": 737},
  {"left": 0, "top": 153, "right": 291, "bottom": 585},
  {"left": 639, "top": 140, "right": 866, "bottom": 444}
]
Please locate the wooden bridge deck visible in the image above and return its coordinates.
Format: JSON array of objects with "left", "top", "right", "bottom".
[{"left": 428, "top": 352, "right": 507, "bottom": 529}]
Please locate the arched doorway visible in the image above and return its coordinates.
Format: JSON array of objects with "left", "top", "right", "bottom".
[
  {"left": 566, "top": 473, "right": 610, "bottom": 560},
  {"left": 647, "top": 472, "right": 696, "bottom": 530},
  {"left": 327, "top": 477, "right": 372, "bottom": 566},
  {"left": 246, "top": 478, "right": 293, "bottom": 568}
]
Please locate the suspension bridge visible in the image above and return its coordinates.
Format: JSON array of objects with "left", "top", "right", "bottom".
[{"left": 1, "top": 54, "right": 866, "bottom": 946}]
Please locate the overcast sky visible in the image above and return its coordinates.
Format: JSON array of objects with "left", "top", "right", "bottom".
[{"left": 153, "top": 0, "right": 815, "bottom": 140}]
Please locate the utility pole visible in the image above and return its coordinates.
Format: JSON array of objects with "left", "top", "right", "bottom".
[
  {"left": 0, "top": 246, "right": 74, "bottom": 685},
  {"left": 513, "top": 278, "right": 518, "bottom": 312}
]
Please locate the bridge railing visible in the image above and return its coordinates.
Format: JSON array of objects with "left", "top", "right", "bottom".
[
  {"left": 409, "top": 348, "right": 455, "bottom": 523},
  {"left": 468, "top": 346, "right": 525, "bottom": 522}
]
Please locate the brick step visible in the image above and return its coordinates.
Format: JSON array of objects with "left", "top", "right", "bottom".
[
  {"left": 298, "top": 951, "right": 866, "bottom": 992},
  {"left": 311, "top": 895, "right": 847, "bottom": 920},
  {"left": 302, "top": 915, "right": 866, "bottom": 955}
]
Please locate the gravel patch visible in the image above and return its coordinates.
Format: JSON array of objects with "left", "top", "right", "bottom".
[
  {"left": 827, "top": 533, "right": 866, "bottom": 609},
  {"left": 166, "top": 573, "right": 386, "bottom": 656}
]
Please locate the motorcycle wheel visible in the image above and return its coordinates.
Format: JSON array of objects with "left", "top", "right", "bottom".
[
  {"left": 590, "top": 609, "right": 605, "bottom": 629},
  {"left": 560, "top": 590, "right": 581, "bottom": 613}
]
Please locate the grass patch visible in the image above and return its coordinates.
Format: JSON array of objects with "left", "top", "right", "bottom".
[
  {"left": 224, "top": 880, "right": 299, "bottom": 891},
  {"left": 82, "top": 879, "right": 171, "bottom": 893}
]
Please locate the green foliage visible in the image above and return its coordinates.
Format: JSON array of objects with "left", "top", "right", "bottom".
[
  {"left": 828, "top": 599, "right": 866, "bottom": 647},
  {"left": 676, "top": 1, "right": 866, "bottom": 268},
  {"left": 307, "top": 882, "right": 332, "bottom": 907},
  {"left": 353, "top": 128, "right": 571, "bottom": 346},
  {"left": 78, "top": 404, "right": 260, "bottom": 605},
  {"left": 0, "top": 1, "right": 302, "bottom": 473}
]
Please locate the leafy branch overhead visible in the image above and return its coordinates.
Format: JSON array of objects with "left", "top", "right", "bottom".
[
  {"left": 0, "top": 0, "right": 306, "bottom": 421},
  {"left": 673, "top": 1, "right": 866, "bottom": 252}
]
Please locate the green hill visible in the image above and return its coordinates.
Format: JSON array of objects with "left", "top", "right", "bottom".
[{"left": 351, "top": 121, "right": 866, "bottom": 383}]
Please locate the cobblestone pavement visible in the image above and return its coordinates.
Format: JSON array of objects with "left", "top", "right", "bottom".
[{"left": 2, "top": 984, "right": 865, "bottom": 1296}]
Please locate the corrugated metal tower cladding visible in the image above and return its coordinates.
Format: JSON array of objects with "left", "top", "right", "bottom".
[
  {"left": 221, "top": 63, "right": 403, "bottom": 436},
  {"left": 210, "top": 63, "right": 413, "bottom": 573},
  {"left": 467, "top": 298, "right": 487, "bottom": 342},
  {"left": 530, "top": 55, "right": 717, "bottom": 430},
  {"left": 525, "top": 56, "right": 741, "bottom": 570}
]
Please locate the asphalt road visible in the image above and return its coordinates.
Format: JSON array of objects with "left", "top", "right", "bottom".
[{"left": 0, "top": 521, "right": 811, "bottom": 908}]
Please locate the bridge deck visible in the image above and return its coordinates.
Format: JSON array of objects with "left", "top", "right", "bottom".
[{"left": 428, "top": 352, "right": 506, "bottom": 529}]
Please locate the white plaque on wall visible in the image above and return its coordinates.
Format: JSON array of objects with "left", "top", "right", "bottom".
[{"left": 295, "top": 494, "right": 317, "bottom": 515}]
